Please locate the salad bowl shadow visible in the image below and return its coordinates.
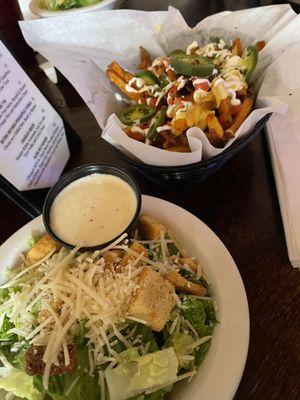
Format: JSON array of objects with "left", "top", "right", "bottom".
[
  {"left": 111, "top": 113, "right": 271, "bottom": 187},
  {"left": 29, "top": 0, "right": 122, "bottom": 18}
]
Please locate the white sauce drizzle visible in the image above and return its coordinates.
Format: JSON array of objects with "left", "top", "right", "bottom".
[{"left": 186, "top": 41, "right": 199, "bottom": 55}]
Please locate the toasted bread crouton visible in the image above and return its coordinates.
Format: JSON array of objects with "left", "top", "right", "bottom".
[
  {"left": 26, "top": 344, "right": 77, "bottom": 376},
  {"left": 179, "top": 258, "right": 199, "bottom": 273},
  {"left": 138, "top": 215, "right": 167, "bottom": 240},
  {"left": 26, "top": 235, "right": 60, "bottom": 265},
  {"left": 165, "top": 271, "right": 207, "bottom": 296},
  {"left": 103, "top": 250, "right": 123, "bottom": 265},
  {"left": 128, "top": 267, "right": 176, "bottom": 331},
  {"left": 120, "top": 242, "right": 148, "bottom": 266}
]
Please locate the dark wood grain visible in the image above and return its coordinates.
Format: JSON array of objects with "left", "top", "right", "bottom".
[{"left": 1, "top": 1, "right": 300, "bottom": 399}]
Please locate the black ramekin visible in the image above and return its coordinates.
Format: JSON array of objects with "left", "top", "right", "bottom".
[
  {"left": 43, "top": 164, "right": 141, "bottom": 251},
  {"left": 110, "top": 113, "right": 272, "bottom": 187}
]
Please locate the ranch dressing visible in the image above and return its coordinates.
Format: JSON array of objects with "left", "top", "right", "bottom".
[{"left": 50, "top": 174, "right": 137, "bottom": 247}]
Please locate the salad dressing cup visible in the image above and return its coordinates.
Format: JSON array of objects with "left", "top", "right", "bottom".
[{"left": 43, "top": 164, "right": 141, "bottom": 251}]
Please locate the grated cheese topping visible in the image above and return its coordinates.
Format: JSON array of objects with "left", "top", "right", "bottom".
[{"left": 0, "top": 226, "right": 214, "bottom": 395}]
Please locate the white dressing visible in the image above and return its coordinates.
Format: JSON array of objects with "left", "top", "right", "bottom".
[{"left": 50, "top": 174, "right": 137, "bottom": 247}]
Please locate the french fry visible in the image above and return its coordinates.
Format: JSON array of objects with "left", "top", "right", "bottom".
[
  {"left": 125, "top": 128, "right": 145, "bottom": 142},
  {"left": 206, "top": 114, "right": 224, "bottom": 139},
  {"left": 218, "top": 97, "right": 232, "bottom": 129},
  {"left": 225, "top": 96, "right": 253, "bottom": 136},
  {"left": 138, "top": 46, "right": 152, "bottom": 70},
  {"left": 230, "top": 103, "right": 242, "bottom": 116},
  {"left": 256, "top": 40, "right": 266, "bottom": 51},
  {"left": 107, "top": 62, "right": 145, "bottom": 103},
  {"left": 108, "top": 61, "right": 133, "bottom": 83},
  {"left": 199, "top": 92, "right": 216, "bottom": 110},
  {"left": 171, "top": 118, "right": 187, "bottom": 134},
  {"left": 232, "top": 37, "right": 242, "bottom": 56}
]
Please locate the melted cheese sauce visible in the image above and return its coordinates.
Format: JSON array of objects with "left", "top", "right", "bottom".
[{"left": 50, "top": 174, "right": 137, "bottom": 247}]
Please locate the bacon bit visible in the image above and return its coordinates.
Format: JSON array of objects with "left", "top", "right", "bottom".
[
  {"left": 148, "top": 97, "right": 158, "bottom": 107},
  {"left": 176, "top": 102, "right": 186, "bottom": 109},
  {"left": 125, "top": 129, "right": 145, "bottom": 142},
  {"left": 26, "top": 344, "right": 77, "bottom": 376},
  {"left": 194, "top": 81, "right": 210, "bottom": 91},
  {"left": 166, "top": 68, "right": 177, "bottom": 81},
  {"left": 167, "top": 85, "right": 178, "bottom": 105}
]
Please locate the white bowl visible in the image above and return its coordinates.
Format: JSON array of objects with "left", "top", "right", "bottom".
[
  {"left": 0, "top": 195, "right": 249, "bottom": 400},
  {"left": 29, "top": 0, "right": 120, "bottom": 18}
]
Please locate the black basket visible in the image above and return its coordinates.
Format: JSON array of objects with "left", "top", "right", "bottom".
[{"left": 111, "top": 113, "right": 271, "bottom": 186}]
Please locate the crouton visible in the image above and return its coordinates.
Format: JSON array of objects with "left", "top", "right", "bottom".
[
  {"left": 128, "top": 267, "right": 176, "bottom": 331},
  {"left": 120, "top": 242, "right": 148, "bottom": 266},
  {"left": 165, "top": 271, "right": 207, "bottom": 296},
  {"left": 26, "top": 235, "right": 60, "bottom": 265},
  {"left": 103, "top": 250, "right": 123, "bottom": 265},
  {"left": 179, "top": 257, "right": 199, "bottom": 273},
  {"left": 26, "top": 344, "right": 77, "bottom": 376},
  {"left": 138, "top": 215, "right": 167, "bottom": 240}
]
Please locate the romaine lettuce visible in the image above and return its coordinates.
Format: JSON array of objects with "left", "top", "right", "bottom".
[
  {"left": 33, "top": 348, "right": 99, "bottom": 400},
  {"left": 181, "top": 296, "right": 217, "bottom": 337},
  {"left": 0, "top": 315, "right": 17, "bottom": 342},
  {"left": 105, "top": 347, "right": 178, "bottom": 400},
  {"left": 181, "top": 296, "right": 217, "bottom": 367},
  {"left": 0, "top": 366, "right": 43, "bottom": 400},
  {"left": 165, "top": 332, "right": 194, "bottom": 369}
]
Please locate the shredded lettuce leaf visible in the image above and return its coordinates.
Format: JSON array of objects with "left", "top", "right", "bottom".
[
  {"left": 0, "top": 351, "right": 42, "bottom": 400},
  {"left": 181, "top": 296, "right": 217, "bottom": 337},
  {"left": 119, "top": 348, "right": 139, "bottom": 363},
  {"left": 33, "top": 348, "right": 99, "bottom": 400},
  {"left": 105, "top": 347, "right": 178, "bottom": 400},
  {"left": 165, "top": 332, "right": 194, "bottom": 369},
  {"left": 180, "top": 296, "right": 217, "bottom": 367},
  {"left": 28, "top": 237, "right": 38, "bottom": 249},
  {"left": 0, "top": 367, "right": 43, "bottom": 400},
  {"left": 0, "top": 316, "right": 17, "bottom": 342}
]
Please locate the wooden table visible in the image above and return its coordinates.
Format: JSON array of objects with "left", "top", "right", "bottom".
[{"left": 1, "top": 1, "right": 300, "bottom": 399}]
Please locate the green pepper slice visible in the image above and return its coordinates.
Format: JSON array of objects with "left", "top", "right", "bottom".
[
  {"left": 242, "top": 46, "right": 258, "bottom": 82},
  {"left": 147, "top": 106, "right": 167, "bottom": 141},
  {"left": 118, "top": 105, "right": 156, "bottom": 126},
  {"left": 135, "top": 70, "right": 161, "bottom": 87},
  {"left": 158, "top": 72, "right": 169, "bottom": 88},
  {"left": 169, "top": 49, "right": 186, "bottom": 57},
  {"left": 170, "top": 54, "right": 215, "bottom": 77}
]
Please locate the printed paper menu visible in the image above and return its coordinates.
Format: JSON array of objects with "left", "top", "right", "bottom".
[{"left": 0, "top": 40, "right": 70, "bottom": 191}]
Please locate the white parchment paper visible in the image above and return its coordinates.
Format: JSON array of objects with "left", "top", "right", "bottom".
[{"left": 19, "top": 5, "right": 299, "bottom": 166}]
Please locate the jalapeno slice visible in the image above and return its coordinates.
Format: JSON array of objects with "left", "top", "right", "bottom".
[
  {"left": 147, "top": 106, "right": 167, "bottom": 141},
  {"left": 158, "top": 72, "right": 169, "bottom": 88},
  {"left": 118, "top": 105, "right": 156, "bottom": 126},
  {"left": 135, "top": 70, "right": 161, "bottom": 87},
  {"left": 170, "top": 54, "right": 215, "bottom": 77},
  {"left": 169, "top": 49, "right": 186, "bottom": 57},
  {"left": 242, "top": 46, "right": 258, "bottom": 82}
]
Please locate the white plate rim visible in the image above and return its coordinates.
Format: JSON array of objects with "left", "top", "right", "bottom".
[{"left": 0, "top": 195, "right": 249, "bottom": 400}]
